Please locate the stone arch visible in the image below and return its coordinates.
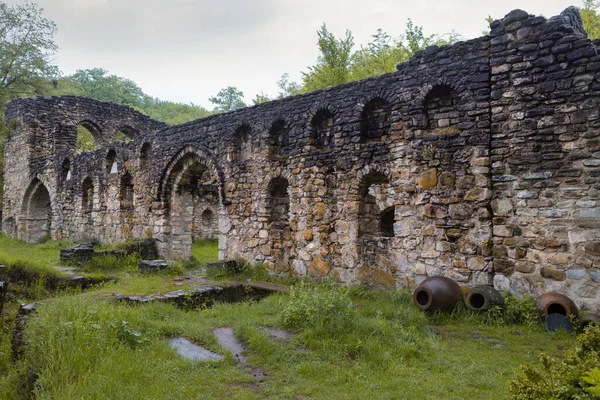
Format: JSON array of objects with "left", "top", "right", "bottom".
[
  {"left": 268, "top": 119, "right": 290, "bottom": 156},
  {"left": 19, "top": 178, "right": 52, "bottom": 243},
  {"left": 360, "top": 97, "right": 392, "bottom": 140},
  {"left": 75, "top": 121, "right": 100, "bottom": 152},
  {"left": 114, "top": 126, "right": 138, "bottom": 143},
  {"left": 308, "top": 108, "right": 335, "bottom": 148},
  {"left": 158, "top": 146, "right": 227, "bottom": 259},
  {"left": 414, "top": 80, "right": 465, "bottom": 131}
]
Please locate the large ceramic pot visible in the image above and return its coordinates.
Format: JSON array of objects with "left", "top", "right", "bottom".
[
  {"left": 580, "top": 313, "right": 600, "bottom": 330},
  {"left": 413, "top": 276, "right": 462, "bottom": 312},
  {"left": 465, "top": 285, "right": 504, "bottom": 311},
  {"left": 537, "top": 292, "right": 579, "bottom": 319}
]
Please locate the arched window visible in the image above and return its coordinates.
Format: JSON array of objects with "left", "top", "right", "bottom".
[
  {"left": 114, "top": 126, "right": 137, "bottom": 143},
  {"left": 120, "top": 173, "right": 134, "bottom": 210},
  {"left": 61, "top": 158, "right": 71, "bottom": 182},
  {"left": 310, "top": 109, "right": 335, "bottom": 148},
  {"left": 268, "top": 119, "right": 289, "bottom": 156},
  {"left": 360, "top": 98, "right": 391, "bottom": 140},
  {"left": 423, "top": 85, "right": 459, "bottom": 130},
  {"left": 106, "top": 150, "right": 117, "bottom": 175},
  {"left": 82, "top": 177, "right": 94, "bottom": 213},
  {"left": 76, "top": 122, "right": 99, "bottom": 152}
]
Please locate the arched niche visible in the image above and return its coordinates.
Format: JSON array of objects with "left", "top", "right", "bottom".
[
  {"left": 360, "top": 98, "right": 391, "bottom": 141},
  {"left": 19, "top": 179, "right": 52, "bottom": 243},
  {"left": 119, "top": 172, "right": 134, "bottom": 211},
  {"left": 423, "top": 85, "right": 459, "bottom": 131},
  {"left": 139, "top": 142, "right": 151, "bottom": 168},
  {"left": 268, "top": 119, "right": 289, "bottom": 156},
  {"left": 309, "top": 109, "right": 335, "bottom": 148},
  {"left": 232, "top": 124, "right": 252, "bottom": 162}
]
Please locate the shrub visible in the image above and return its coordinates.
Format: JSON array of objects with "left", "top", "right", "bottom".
[
  {"left": 281, "top": 282, "right": 355, "bottom": 335},
  {"left": 508, "top": 324, "right": 600, "bottom": 399},
  {"left": 487, "top": 293, "right": 540, "bottom": 327}
]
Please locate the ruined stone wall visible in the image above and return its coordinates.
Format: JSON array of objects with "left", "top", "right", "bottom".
[{"left": 3, "top": 8, "right": 599, "bottom": 310}]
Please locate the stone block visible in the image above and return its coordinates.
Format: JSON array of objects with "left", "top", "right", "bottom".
[
  {"left": 491, "top": 198, "right": 513, "bottom": 216},
  {"left": 138, "top": 260, "right": 170, "bottom": 274},
  {"left": 540, "top": 266, "right": 566, "bottom": 281},
  {"left": 493, "top": 225, "right": 513, "bottom": 237},
  {"left": 417, "top": 168, "right": 438, "bottom": 190},
  {"left": 59, "top": 245, "right": 94, "bottom": 262}
]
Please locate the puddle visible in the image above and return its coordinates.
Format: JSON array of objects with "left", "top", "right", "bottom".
[
  {"left": 263, "top": 327, "right": 294, "bottom": 340},
  {"left": 213, "top": 327, "right": 265, "bottom": 382},
  {"left": 168, "top": 337, "right": 223, "bottom": 362}
]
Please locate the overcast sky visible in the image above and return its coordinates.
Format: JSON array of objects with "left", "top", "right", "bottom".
[{"left": 10, "top": 0, "right": 582, "bottom": 108}]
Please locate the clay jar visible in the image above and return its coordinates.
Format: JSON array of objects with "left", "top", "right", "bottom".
[
  {"left": 537, "top": 292, "right": 579, "bottom": 319},
  {"left": 465, "top": 285, "right": 504, "bottom": 312},
  {"left": 413, "top": 276, "right": 462, "bottom": 312},
  {"left": 580, "top": 313, "right": 600, "bottom": 330}
]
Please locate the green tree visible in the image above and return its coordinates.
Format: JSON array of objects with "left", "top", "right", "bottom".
[
  {"left": 209, "top": 86, "right": 246, "bottom": 112},
  {"left": 252, "top": 92, "right": 270, "bottom": 105},
  {"left": 276, "top": 73, "right": 301, "bottom": 98},
  {"left": 68, "top": 68, "right": 149, "bottom": 108},
  {"left": 0, "top": 1, "right": 59, "bottom": 206},
  {"left": 351, "top": 29, "right": 404, "bottom": 80},
  {"left": 302, "top": 24, "right": 355, "bottom": 92},
  {"left": 0, "top": 1, "right": 59, "bottom": 101},
  {"left": 580, "top": 0, "right": 600, "bottom": 39}
]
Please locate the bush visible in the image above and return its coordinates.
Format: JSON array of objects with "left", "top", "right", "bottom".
[
  {"left": 487, "top": 293, "right": 540, "bottom": 327},
  {"left": 508, "top": 325, "right": 600, "bottom": 399},
  {"left": 281, "top": 282, "right": 355, "bottom": 335}
]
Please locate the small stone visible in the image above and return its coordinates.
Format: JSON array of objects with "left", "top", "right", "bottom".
[
  {"left": 584, "top": 242, "right": 600, "bottom": 256},
  {"left": 493, "top": 225, "right": 513, "bottom": 237},
  {"left": 547, "top": 253, "right": 573, "bottom": 265},
  {"left": 438, "top": 171, "right": 455, "bottom": 189},
  {"left": 540, "top": 266, "right": 566, "bottom": 281},
  {"left": 302, "top": 230, "right": 313, "bottom": 241},
  {"left": 491, "top": 198, "right": 513, "bottom": 216},
  {"left": 417, "top": 168, "right": 438, "bottom": 190},
  {"left": 566, "top": 269, "right": 588, "bottom": 280}
]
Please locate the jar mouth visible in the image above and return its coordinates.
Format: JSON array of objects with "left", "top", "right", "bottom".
[
  {"left": 467, "top": 293, "right": 486, "bottom": 309},
  {"left": 414, "top": 287, "right": 433, "bottom": 310},
  {"left": 545, "top": 302, "right": 567, "bottom": 316}
]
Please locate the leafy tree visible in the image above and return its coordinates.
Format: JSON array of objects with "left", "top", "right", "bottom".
[
  {"left": 351, "top": 29, "right": 405, "bottom": 80},
  {"left": 68, "top": 68, "right": 149, "bottom": 108},
  {"left": 276, "top": 73, "right": 301, "bottom": 98},
  {"left": 302, "top": 24, "right": 355, "bottom": 92},
  {"left": 580, "top": 0, "right": 600, "bottom": 39},
  {"left": 0, "top": 1, "right": 59, "bottom": 101},
  {"left": 209, "top": 86, "right": 246, "bottom": 112},
  {"left": 252, "top": 92, "right": 270, "bottom": 105}
]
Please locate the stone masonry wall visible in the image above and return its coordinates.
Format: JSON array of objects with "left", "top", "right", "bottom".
[{"left": 3, "top": 7, "right": 599, "bottom": 310}]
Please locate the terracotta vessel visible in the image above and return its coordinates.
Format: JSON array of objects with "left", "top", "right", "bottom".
[
  {"left": 413, "top": 276, "right": 462, "bottom": 312},
  {"left": 580, "top": 313, "right": 600, "bottom": 330},
  {"left": 537, "top": 291, "right": 579, "bottom": 319},
  {"left": 465, "top": 285, "right": 504, "bottom": 311}
]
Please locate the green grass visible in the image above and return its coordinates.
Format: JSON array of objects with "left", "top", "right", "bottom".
[
  {"left": 191, "top": 239, "right": 219, "bottom": 266},
  {"left": 0, "top": 234, "right": 67, "bottom": 273},
  {"left": 0, "top": 284, "right": 578, "bottom": 400}
]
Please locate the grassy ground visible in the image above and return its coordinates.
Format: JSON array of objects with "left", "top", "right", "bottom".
[{"left": 0, "top": 237, "right": 581, "bottom": 399}]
